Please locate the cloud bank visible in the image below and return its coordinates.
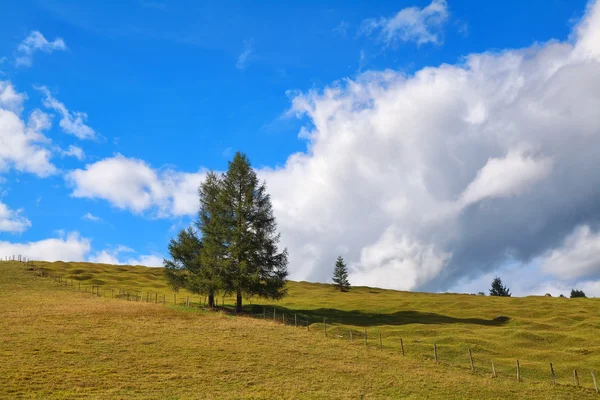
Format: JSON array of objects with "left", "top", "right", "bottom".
[{"left": 66, "top": 1, "right": 600, "bottom": 293}]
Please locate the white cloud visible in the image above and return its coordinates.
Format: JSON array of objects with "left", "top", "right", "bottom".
[
  {"left": 127, "top": 254, "right": 163, "bottom": 267},
  {"left": 61, "top": 145, "right": 85, "bottom": 160},
  {"left": 16, "top": 31, "right": 67, "bottom": 67},
  {"left": 36, "top": 86, "right": 95, "bottom": 140},
  {"left": 0, "top": 82, "right": 56, "bottom": 177},
  {"left": 539, "top": 225, "right": 600, "bottom": 280},
  {"left": 258, "top": 0, "right": 600, "bottom": 290},
  {"left": 88, "top": 245, "right": 162, "bottom": 267},
  {"left": 0, "top": 201, "right": 31, "bottom": 233},
  {"left": 0, "top": 232, "right": 90, "bottom": 261},
  {"left": 66, "top": 154, "right": 206, "bottom": 217},
  {"left": 236, "top": 39, "right": 254, "bottom": 70},
  {"left": 0, "top": 81, "right": 26, "bottom": 113},
  {"left": 458, "top": 148, "right": 552, "bottom": 207},
  {"left": 82, "top": 212, "right": 101, "bottom": 222},
  {"left": 360, "top": 0, "right": 449, "bottom": 46},
  {"left": 64, "top": 1, "right": 600, "bottom": 292}
]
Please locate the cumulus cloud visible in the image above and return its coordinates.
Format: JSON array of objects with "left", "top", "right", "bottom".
[
  {"left": 16, "top": 31, "right": 67, "bottom": 67},
  {"left": 66, "top": 154, "right": 206, "bottom": 217},
  {"left": 0, "top": 201, "right": 31, "bottom": 233},
  {"left": 64, "top": 1, "right": 600, "bottom": 292},
  {"left": 0, "top": 82, "right": 56, "bottom": 177},
  {"left": 236, "top": 39, "right": 254, "bottom": 70},
  {"left": 539, "top": 225, "right": 600, "bottom": 280},
  {"left": 260, "top": 0, "right": 600, "bottom": 290},
  {"left": 360, "top": 0, "right": 449, "bottom": 46},
  {"left": 36, "top": 86, "right": 96, "bottom": 140},
  {"left": 0, "top": 232, "right": 90, "bottom": 261}
]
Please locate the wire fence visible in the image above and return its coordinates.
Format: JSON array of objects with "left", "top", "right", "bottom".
[{"left": 5, "top": 257, "right": 600, "bottom": 395}]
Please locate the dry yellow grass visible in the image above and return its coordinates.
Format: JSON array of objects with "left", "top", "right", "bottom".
[{"left": 1, "top": 261, "right": 597, "bottom": 399}]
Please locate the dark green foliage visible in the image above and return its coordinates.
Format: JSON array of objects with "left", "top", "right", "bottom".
[
  {"left": 489, "top": 277, "right": 511, "bottom": 297},
  {"left": 165, "top": 152, "right": 288, "bottom": 312},
  {"left": 216, "top": 152, "right": 288, "bottom": 312},
  {"left": 163, "top": 227, "right": 202, "bottom": 294},
  {"left": 332, "top": 256, "right": 350, "bottom": 292},
  {"left": 570, "top": 289, "right": 586, "bottom": 298}
]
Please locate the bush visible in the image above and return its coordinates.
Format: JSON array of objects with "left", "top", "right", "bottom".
[{"left": 570, "top": 289, "right": 586, "bottom": 298}]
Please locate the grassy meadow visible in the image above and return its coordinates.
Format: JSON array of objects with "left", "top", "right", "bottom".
[{"left": 1, "top": 260, "right": 598, "bottom": 399}]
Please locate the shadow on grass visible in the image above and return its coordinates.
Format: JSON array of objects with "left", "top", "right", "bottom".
[{"left": 244, "top": 305, "right": 508, "bottom": 327}]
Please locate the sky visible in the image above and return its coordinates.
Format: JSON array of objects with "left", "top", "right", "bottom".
[{"left": 1, "top": 0, "right": 600, "bottom": 297}]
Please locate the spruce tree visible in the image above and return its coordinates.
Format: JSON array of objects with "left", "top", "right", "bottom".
[
  {"left": 332, "top": 256, "right": 350, "bottom": 292},
  {"left": 163, "top": 227, "right": 209, "bottom": 297},
  {"left": 197, "top": 171, "right": 226, "bottom": 308},
  {"left": 489, "top": 277, "right": 511, "bottom": 297},
  {"left": 216, "top": 152, "right": 288, "bottom": 312}
]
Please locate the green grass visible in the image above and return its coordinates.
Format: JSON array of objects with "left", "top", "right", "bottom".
[{"left": 1, "top": 260, "right": 598, "bottom": 399}]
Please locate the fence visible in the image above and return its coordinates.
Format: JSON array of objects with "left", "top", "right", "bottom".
[{"left": 6, "top": 258, "right": 600, "bottom": 395}]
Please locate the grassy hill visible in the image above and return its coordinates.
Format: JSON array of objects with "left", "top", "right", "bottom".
[{"left": 1, "top": 260, "right": 598, "bottom": 399}]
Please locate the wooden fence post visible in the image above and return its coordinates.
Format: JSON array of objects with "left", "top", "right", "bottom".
[
  {"left": 283, "top": 314, "right": 285, "bottom": 325},
  {"left": 350, "top": 329, "right": 353, "bottom": 341},
  {"left": 187, "top": 296, "right": 190, "bottom": 307},
  {"left": 550, "top": 363, "right": 556, "bottom": 386},
  {"left": 379, "top": 332, "right": 382, "bottom": 349},
  {"left": 434, "top": 344, "right": 438, "bottom": 362},
  {"left": 400, "top": 338, "right": 405, "bottom": 356},
  {"left": 174, "top": 293, "right": 176, "bottom": 305},
  {"left": 574, "top": 370, "right": 579, "bottom": 388},
  {"left": 307, "top": 318, "right": 310, "bottom": 331},
  {"left": 469, "top": 349, "right": 474, "bottom": 371},
  {"left": 295, "top": 314, "right": 297, "bottom": 327},
  {"left": 364, "top": 329, "right": 367, "bottom": 346},
  {"left": 591, "top": 370, "right": 598, "bottom": 393},
  {"left": 163, "top": 294, "right": 166, "bottom": 305},
  {"left": 516, "top": 360, "right": 521, "bottom": 382},
  {"left": 492, "top": 361, "right": 497, "bottom": 378},
  {"left": 263, "top": 307, "right": 266, "bottom": 319},
  {"left": 155, "top": 292, "right": 158, "bottom": 304},
  {"left": 273, "top": 309, "right": 276, "bottom": 320}
]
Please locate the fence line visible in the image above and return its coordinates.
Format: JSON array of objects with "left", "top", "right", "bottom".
[{"left": 6, "top": 258, "right": 600, "bottom": 395}]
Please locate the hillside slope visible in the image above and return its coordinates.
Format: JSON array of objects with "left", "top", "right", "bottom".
[{"left": 1, "top": 261, "right": 596, "bottom": 398}]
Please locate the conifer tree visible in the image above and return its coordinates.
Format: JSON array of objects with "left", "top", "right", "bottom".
[
  {"left": 197, "top": 171, "right": 226, "bottom": 307},
  {"left": 332, "top": 256, "right": 350, "bottom": 292},
  {"left": 163, "top": 227, "right": 211, "bottom": 299},
  {"left": 214, "top": 152, "right": 288, "bottom": 312},
  {"left": 489, "top": 277, "right": 511, "bottom": 297}
]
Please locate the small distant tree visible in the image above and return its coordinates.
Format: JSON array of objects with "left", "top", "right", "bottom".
[
  {"left": 477, "top": 292, "right": 486, "bottom": 296},
  {"left": 332, "top": 256, "right": 350, "bottom": 292},
  {"left": 489, "top": 277, "right": 511, "bottom": 297},
  {"left": 559, "top": 294, "right": 565, "bottom": 298},
  {"left": 570, "top": 289, "right": 586, "bottom": 298}
]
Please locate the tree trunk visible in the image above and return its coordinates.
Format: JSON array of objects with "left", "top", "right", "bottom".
[
  {"left": 208, "top": 292, "right": 215, "bottom": 308},
  {"left": 236, "top": 289, "right": 242, "bottom": 313}
]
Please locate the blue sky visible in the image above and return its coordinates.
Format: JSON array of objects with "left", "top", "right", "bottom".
[{"left": 1, "top": 0, "right": 600, "bottom": 296}]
